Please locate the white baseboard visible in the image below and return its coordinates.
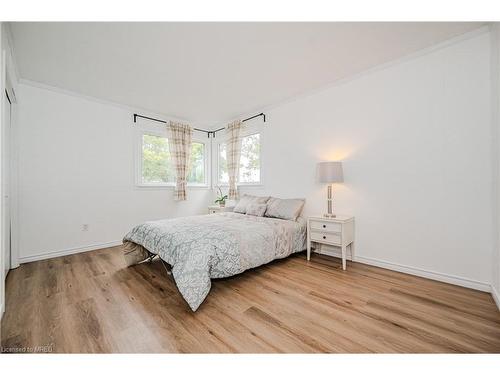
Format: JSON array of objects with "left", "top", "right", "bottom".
[
  {"left": 18, "top": 240, "right": 123, "bottom": 263},
  {"left": 314, "top": 246, "right": 490, "bottom": 292},
  {"left": 492, "top": 285, "right": 500, "bottom": 311},
  {"left": 355, "top": 255, "right": 491, "bottom": 292}
]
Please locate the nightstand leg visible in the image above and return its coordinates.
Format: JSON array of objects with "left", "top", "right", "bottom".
[
  {"left": 350, "top": 241, "right": 355, "bottom": 262},
  {"left": 341, "top": 245, "right": 347, "bottom": 270},
  {"left": 307, "top": 238, "right": 311, "bottom": 261}
]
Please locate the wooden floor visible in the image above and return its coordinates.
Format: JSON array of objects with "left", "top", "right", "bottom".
[{"left": 1, "top": 246, "right": 500, "bottom": 353}]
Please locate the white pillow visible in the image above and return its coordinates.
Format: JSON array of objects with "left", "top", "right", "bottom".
[
  {"left": 264, "top": 197, "right": 305, "bottom": 221},
  {"left": 233, "top": 194, "right": 270, "bottom": 214},
  {"left": 246, "top": 203, "right": 267, "bottom": 217}
]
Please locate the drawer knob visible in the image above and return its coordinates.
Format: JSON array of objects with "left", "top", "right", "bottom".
[
  {"left": 323, "top": 236, "right": 326, "bottom": 239},
  {"left": 322, "top": 224, "right": 326, "bottom": 228}
]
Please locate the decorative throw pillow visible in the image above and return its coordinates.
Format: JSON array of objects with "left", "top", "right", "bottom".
[
  {"left": 265, "top": 197, "right": 306, "bottom": 221},
  {"left": 246, "top": 203, "right": 267, "bottom": 217},
  {"left": 233, "top": 195, "right": 250, "bottom": 214},
  {"left": 233, "top": 194, "right": 270, "bottom": 214}
]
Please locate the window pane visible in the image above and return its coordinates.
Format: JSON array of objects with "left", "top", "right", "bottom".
[
  {"left": 239, "top": 134, "right": 260, "bottom": 183},
  {"left": 142, "top": 134, "right": 174, "bottom": 184},
  {"left": 187, "top": 142, "right": 205, "bottom": 184},
  {"left": 218, "top": 143, "right": 229, "bottom": 183},
  {"left": 218, "top": 133, "right": 260, "bottom": 184}
]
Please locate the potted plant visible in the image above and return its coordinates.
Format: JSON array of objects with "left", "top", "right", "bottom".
[{"left": 214, "top": 186, "right": 228, "bottom": 207}]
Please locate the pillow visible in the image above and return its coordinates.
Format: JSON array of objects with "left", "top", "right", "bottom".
[
  {"left": 246, "top": 203, "right": 267, "bottom": 217},
  {"left": 233, "top": 194, "right": 270, "bottom": 214},
  {"left": 265, "top": 197, "right": 305, "bottom": 221}
]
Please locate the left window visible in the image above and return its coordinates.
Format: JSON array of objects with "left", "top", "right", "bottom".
[{"left": 139, "top": 132, "right": 208, "bottom": 187}]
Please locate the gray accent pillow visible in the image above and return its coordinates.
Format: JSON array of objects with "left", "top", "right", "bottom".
[
  {"left": 265, "top": 197, "right": 306, "bottom": 221},
  {"left": 246, "top": 203, "right": 267, "bottom": 217},
  {"left": 233, "top": 194, "right": 270, "bottom": 214}
]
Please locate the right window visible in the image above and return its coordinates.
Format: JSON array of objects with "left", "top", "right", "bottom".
[{"left": 218, "top": 133, "right": 261, "bottom": 185}]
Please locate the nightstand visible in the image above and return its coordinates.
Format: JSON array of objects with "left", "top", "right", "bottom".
[
  {"left": 207, "top": 205, "right": 234, "bottom": 214},
  {"left": 307, "top": 214, "right": 355, "bottom": 270}
]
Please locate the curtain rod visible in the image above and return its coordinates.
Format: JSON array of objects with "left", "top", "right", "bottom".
[{"left": 132, "top": 112, "right": 266, "bottom": 138}]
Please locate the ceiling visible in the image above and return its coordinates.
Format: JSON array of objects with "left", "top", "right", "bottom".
[{"left": 9, "top": 22, "right": 484, "bottom": 122}]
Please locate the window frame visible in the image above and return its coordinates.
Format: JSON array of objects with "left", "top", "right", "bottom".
[
  {"left": 213, "top": 124, "right": 263, "bottom": 187},
  {"left": 135, "top": 126, "right": 210, "bottom": 189}
]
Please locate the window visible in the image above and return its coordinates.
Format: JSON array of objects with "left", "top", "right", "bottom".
[
  {"left": 141, "top": 134, "right": 174, "bottom": 184},
  {"left": 140, "top": 133, "right": 207, "bottom": 186},
  {"left": 187, "top": 141, "right": 206, "bottom": 185},
  {"left": 218, "top": 133, "right": 261, "bottom": 185}
]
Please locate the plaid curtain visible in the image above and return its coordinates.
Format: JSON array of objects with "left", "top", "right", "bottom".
[
  {"left": 168, "top": 121, "right": 193, "bottom": 201},
  {"left": 226, "top": 120, "right": 243, "bottom": 200}
]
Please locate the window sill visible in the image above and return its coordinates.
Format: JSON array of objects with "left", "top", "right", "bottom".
[
  {"left": 135, "top": 184, "right": 210, "bottom": 190},
  {"left": 217, "top": 183, "right": 264, "bottom": 188},
  {"left": 239, "top": 184, "right": 264, "bottom": 188}
]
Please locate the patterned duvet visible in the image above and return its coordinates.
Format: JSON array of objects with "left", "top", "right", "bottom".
[{"left": 123, "top": 212, "right": 307, "bottom": 311}]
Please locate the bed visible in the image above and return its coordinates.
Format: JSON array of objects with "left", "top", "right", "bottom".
[{"left": 122, "top": 212, "right": 307, "bottom": 311}]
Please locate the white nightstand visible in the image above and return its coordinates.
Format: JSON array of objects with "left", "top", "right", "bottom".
[
  {"left": 307, "top": 214, "right": 355, "bottom": 270},
  {"left": 208, "top": 205, "right": 234, "bottom": 214}
]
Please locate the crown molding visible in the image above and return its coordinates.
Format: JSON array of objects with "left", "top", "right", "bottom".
[
  {"left": 18, "top": 78, "right": 194, "bottom": 125},
  {"left": 3, "top": 23, "right": 21, "bottom": 85}
]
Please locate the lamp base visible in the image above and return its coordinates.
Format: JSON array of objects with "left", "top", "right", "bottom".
[
  {"left": 323, "top": 213, "right": 337, "bottom": 218},
  {"left": 326, "top": 185, "right": 337, "bottom": 218}
]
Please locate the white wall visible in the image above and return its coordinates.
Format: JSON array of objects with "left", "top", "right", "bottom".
[
  {"left": 16, "top": 83, "right": 212, "bottom": 262},
  {"left": 491, "top": 24, "right": 500, "bottom": 308},
  {"left": 240, "top": 30, "right": 494, "bottom": 290}
]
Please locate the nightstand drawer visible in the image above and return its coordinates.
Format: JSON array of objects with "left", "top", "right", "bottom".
[
  {"left": 311, "top": 231, "right": 341, "bottom": 244},
  {"left": 310, "top": 220, "right": 341, "bottom": 233}
]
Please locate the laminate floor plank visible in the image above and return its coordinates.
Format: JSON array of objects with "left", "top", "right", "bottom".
[{"left": 1, "top": 246, "right": 499, "bottom": 353}]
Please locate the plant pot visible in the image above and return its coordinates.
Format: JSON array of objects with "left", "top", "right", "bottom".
[{"left": 219, "top": 202, "right": 226, "bottom": 207}]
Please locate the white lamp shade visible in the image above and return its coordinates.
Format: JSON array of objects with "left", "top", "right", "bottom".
[{"left": 317, "top": 161, "right": 344, "bottom": 183}]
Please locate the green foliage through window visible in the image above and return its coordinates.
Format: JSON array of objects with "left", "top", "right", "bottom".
[
  {"left": 141, "top": 134, "right": 205, "bottom": 185},
  {"left": 142, "top": 134, "right": 174, "bottom": 184},
  {"left": 218, "top": 133, "right": 260, "bottom": 184},
  {"left": 240, "top": 133, "right": 261, "bottom": 183},
  {"left": 187, "top": 142, "right": 205, "bottom": 184}
]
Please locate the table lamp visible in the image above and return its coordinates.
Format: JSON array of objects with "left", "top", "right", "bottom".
[{"left": 317, "top": 161, "right": 344, "bottom": 218}]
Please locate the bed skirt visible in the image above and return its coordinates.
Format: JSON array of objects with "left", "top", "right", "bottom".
[{"left": 122, "top": 241, "right": 150, "bottom": 266}]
